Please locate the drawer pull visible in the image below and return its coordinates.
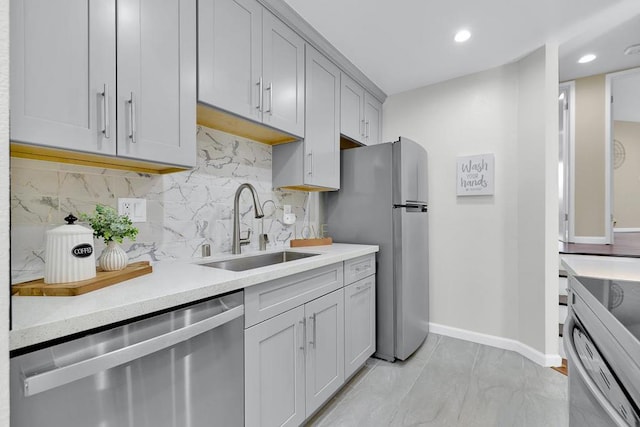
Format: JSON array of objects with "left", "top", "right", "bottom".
[
  {"left": 299, "top": 318, "right": 306, "bottom": 351},
  {"left": 309, "top": 314, "right": 316, "bottom": 348}
]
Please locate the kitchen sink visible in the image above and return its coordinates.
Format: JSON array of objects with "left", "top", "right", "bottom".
[{"left": 202, "top": 251, "right": 319, "bottom": 272}]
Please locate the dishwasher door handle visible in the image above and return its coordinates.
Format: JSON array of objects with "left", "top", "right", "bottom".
[{"left": 22, "top": 304, "right": 244, "bottom": 397}]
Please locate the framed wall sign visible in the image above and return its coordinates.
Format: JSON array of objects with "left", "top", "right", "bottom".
[{"left": 456, "top": 154, "right": 495, "bottom": 196}]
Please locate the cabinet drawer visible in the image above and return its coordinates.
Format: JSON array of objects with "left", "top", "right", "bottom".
[
  {"left": 344, "top": 254, "right": 376, "bottom": 285},
  {"left": 245, "top": 263, "right": 344, "bottom": 327}
]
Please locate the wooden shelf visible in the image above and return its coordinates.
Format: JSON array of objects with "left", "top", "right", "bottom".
[
  {"left": 197, "top": 103, "right": 299, "bottom": 146},
  {"left": 11, "top": 143, "right": 188, "bottom": 174}
]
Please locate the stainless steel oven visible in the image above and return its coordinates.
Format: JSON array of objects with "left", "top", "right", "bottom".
[
  {"left": 10, "top": 290, "right": 244, "bottom": 427},
  {"left": 565, "top": 276, "right": 640, "bottom": 427}
]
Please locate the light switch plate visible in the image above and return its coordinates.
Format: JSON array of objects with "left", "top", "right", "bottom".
[{"left": 118, "top": 198, "right": 147, "bottom": 222}]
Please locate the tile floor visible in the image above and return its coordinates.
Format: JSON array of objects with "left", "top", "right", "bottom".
[{"left": 306, "top": 334, "right": 569, "bottom": 427}]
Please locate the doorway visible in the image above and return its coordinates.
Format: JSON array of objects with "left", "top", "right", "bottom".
[
  {"left": 606, "top": 67, "right": 640, "bottom": 245},
  {"left": 558, "top": 82, "right": 574, "bottom": 243}
]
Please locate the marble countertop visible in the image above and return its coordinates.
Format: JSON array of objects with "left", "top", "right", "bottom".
[
  {"left": 11, "top": 243, "right": 378, "bottom": 351},
  {"left": 561, "top": 254, "right": 640, "bottom": 281}
]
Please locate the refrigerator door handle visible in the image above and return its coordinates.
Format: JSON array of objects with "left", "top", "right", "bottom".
[{"left": 393, "top": 203, "right": 428, "bottom": 212}]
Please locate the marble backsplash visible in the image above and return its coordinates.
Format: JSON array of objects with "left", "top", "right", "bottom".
[{"left": 11, "top": 126, "right": 319, "bottom": 283}]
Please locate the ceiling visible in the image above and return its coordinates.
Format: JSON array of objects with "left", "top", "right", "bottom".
[
  {"left": 282, "top": 0, "right": 640, "bottom": 95},
  {"left": 559, "top": 13, "right": 640, "bottom": 81}
]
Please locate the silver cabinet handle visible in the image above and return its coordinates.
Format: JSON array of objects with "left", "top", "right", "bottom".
[
  {"left": 361, "top": 119, "right": 365, "bottom": 137},
  {"left": 365, "top": 120, "right": 370, "bottom": 138},
  {"left": 264, "top": 82, "right": 273, "bottom": 115},
  {"left": 356, "top": 283, "right": 370, "bottom": 291},
  {"left": 23, "top": 305, "right": 244, "bottom": 397},
  {"left": 309, "top": 313, "right": 316, "bottom": 348},
  {"left": 128, "top": 92, "right": 136, "bottom": 143},
  {"left": 256, "top": 78, "right": 263, "bottom": 112},
  {"left": 307, "top": 151, "right": 313, "bottom": 176},
  {"left": 101, "top": 84, "right": 110, "bottom": 139},
  {"left": 299, "top": 317, "right": 306, "bottom": 351}
]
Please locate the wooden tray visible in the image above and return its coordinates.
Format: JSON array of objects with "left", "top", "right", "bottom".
[
  {"left": 290, "top": 237, "right": 333, "bottom": 247},
  {"left": 12, "top": 261, "right": 153, "bottom": 296}
]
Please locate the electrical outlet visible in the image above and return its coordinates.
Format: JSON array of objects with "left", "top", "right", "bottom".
[{"left": 118, "top": 198, "right": 147, "bottom": 222}]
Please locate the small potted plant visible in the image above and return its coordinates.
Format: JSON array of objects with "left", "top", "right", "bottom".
[{"left": 80, "top": 204, "right": 139, "bottom": 271}]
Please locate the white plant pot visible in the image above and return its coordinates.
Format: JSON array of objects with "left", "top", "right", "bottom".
[{"left": 99, "top": 241, "right": 129, "bottom": 271}]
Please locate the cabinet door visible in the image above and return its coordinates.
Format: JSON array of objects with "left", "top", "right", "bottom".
[
  {"left": 305, "top": 289, "right": 345, "bottom": 415},
  {"left": 117, "top": 0, "right": 196, "bottom": 167},
  {"left": 262, "top": 12, "right": 305, "bottom": 138},
  {"left": 340, "top": 73, "right": 365, "bottom": 144},
  {"left": 10, "top": 0, "right": 116, "bottom": 155},
  {"left": 344, "top": 276, "right": 376, "bottom": 378},
  {"left": 198, "top": 0, "right": 262, "bottom": 123},
  {"left": 245, "top": 306, "right": 306, "bottom": 427},
  {"left": 364, "top": 92, "right": 383, "bottom": 145},
  {"left": 304, "top": 46, "right": 340, "bottom": 190}
]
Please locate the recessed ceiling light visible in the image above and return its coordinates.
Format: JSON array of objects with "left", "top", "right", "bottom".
[
  {"left": 454, "top": 30, "right": 471, "bottom": 43},
  {"left": 578, "top": 54, "right": 596, "bottom": 64}
]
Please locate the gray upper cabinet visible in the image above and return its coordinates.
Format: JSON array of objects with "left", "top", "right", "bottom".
[
  {"left": 364, "top": 91, "right": 382, "bottom": 145},
  {"left": 116, "top": 0, "right": 196, "bottom": 167},
  {"left": 198, "top": 0, "right": 305, "bottom": 138},
  {"left": 340, "top": 73, "right": 365, "bottom": 144},
  {"left": 10, "top": 0, "right": 117, "bottom": 156},
  {"left": 272, "top": 45, "right": 340, "bottom": 191},
  {"left": 10, "top": 0, "right": 196, "bottom": 168},
  {"left": 340, "top": 73, "right": 383, "bottom": 145},
  {"left": 197, "top": 0, "right": 262, "bottom": 123}
]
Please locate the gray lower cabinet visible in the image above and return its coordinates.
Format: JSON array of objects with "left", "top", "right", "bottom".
[
  {"left": 245, "top": 305, "right": 306, "bottom": 427},
  {"left": 344, "top": 275, "right": 376, "bottom": 378},
  {"left": 10, "top": 0, "right": 196, "bottom": 168},
  {"left": 198, "top": 0, "right": 305, "bottom": 138},
  {"left": 245, "top": 258, "right": 378, "bottom": 426},
  {"left": 340, "top": 73, "right": 383, "bottom": 146},
  {"left": 272, "top": 45, "right": 340, "bottom": 191},
  {"left": 244, "top": 288, "right": 345, "bottom": 427},
  {"left": 305, "top": 289, "right": 345, "bottom": 415}
]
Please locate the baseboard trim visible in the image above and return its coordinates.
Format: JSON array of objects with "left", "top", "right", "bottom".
[
  {"left": 613, "top": 228, "right": 640, "bottom": 233},
  {"left": 429, "top": 323, "right": 563, "bottom": 367},
  {"left": 573, "top": 236, "right": 607, "bottom": 244}
]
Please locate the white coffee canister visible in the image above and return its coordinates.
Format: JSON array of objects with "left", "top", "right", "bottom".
[{"left": 44, "top": 214, "right": 96, "bottom": 284}]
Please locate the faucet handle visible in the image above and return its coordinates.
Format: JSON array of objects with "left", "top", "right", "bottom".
[
  {"left": 240, "top": 228, "right": 252, "bottom": 246},
  {"left": 259, "top": 233, "right": 269, "bottom": 251}
]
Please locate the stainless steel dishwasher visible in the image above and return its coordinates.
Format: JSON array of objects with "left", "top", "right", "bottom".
[{"left": 10, "top": 290, "right": 244, "bottom": 427}]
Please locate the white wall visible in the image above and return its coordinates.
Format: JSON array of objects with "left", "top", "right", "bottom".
[
  {"left": 383, "top": 45, "right": 559, "bottom": 364},
  {"left": 516, "top": 45, "right": 560, "bottom": 359},
  {"left": 1, "top": 0, "right": 11, "bottom": 423},
  {"left": 613, "top": 70, "right": 640, "bottom": 123},
  {"left": 384, "top": 64, "right": 521, "bottom": 340}
]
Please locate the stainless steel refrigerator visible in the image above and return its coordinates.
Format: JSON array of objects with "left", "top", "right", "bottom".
[{"left": 325, "top": 137, "right": 429, "bottom": 361}]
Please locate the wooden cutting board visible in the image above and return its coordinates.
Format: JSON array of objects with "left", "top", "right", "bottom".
[
  {"left": 290, "top": 237, "right": 333, "bottom": 247},
  {"left": 12, "top": 261, "right": 153, "bottom": 296}
]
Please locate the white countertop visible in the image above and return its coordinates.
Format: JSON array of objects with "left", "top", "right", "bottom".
[
  {"left": 561, "top": 254, "right": 640, "bottom": 281},
  {"left": 11, "top": 243, "right": 378, "bottom": 351}
]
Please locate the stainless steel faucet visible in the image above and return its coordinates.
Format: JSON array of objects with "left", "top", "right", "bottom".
[{"left": 232, "top": 183, "right": 264, "bottom": 254}]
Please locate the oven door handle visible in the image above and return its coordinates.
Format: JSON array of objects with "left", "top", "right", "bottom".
[
  {"left": 565, "top": 315, "right": 630, "bottom": 427},
  {"left": 22, "top": 304, "right": 244, "bottom": 397}
]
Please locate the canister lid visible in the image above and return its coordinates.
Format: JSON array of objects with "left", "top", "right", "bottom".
[{"left": 46, "top": 213, "right": 94, "bottom": 236}]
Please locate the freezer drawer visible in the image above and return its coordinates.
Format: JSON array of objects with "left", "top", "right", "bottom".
[{"left": 11, "top": 291, "right": 245, "bottom": 427}]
